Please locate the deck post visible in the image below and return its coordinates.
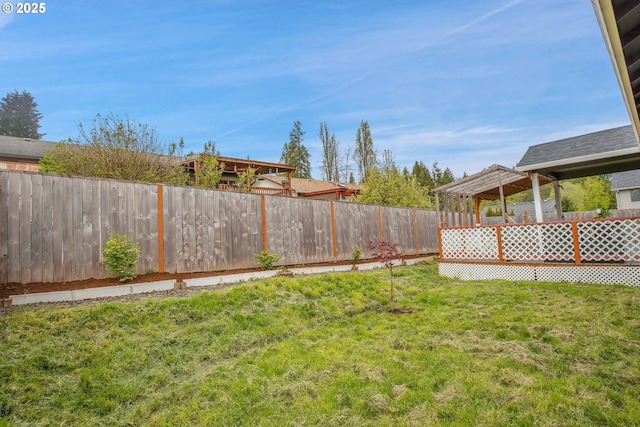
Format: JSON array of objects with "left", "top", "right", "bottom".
[
  {"left": 554, "top": 180, "right": 564, "bottom": 220},
  {"left": 531, "top": 172, "right": 544, "bottom": 223},
  {"left": 571, "top": 221, "right": 582, "bottom": 264}
]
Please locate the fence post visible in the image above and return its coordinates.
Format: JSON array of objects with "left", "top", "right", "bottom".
[
  {"left": 157, "top": 184, "right": 165, "bottom": 273},
  {"left": 571, "top": 221, "right": 581, "bottom": 264},
  {"left": 496, "top": 225, "right": 504, "bottom": 262}
]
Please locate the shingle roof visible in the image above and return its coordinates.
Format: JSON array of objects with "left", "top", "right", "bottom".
[
  {"left": 262, "top": 176, "right": 363, "bottom": 194},
  {"left": 516, "top": 125, "right": 637, "bottom": 168},
  {"left": 0, "top": 135, "right": 59, "bottom": 161},
  {"left": 611, "top": 169, "right": 640, "bottom": 190},
  {"left": 515, "top": 125, "right": 640, "bottom": 179}
]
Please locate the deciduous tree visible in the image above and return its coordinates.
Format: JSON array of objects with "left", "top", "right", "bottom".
[
  {"left": 354, "top": 120, "right": 376, "bottom": 182},
  {"left": 319, "top": 121, "right": 340, "bottom": 181},
  {"left": 39, "top": 113, "right": 186, "bottom": 185},
  {"left": 357, "top": 157, "right": 432, "bottom": 209},
  {"left": 195, "top": 140, "right": 224, "bottom": 189}
]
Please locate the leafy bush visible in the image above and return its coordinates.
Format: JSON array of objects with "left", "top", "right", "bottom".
[
  {"left": 352, "top": 246, "right": 363, "bottom": 262},
  {"left": 254, "top": 250, "right": 281, "bottom": 270},
  {"left": 102, "top": 233, "right": 141, "bottom": 282}
]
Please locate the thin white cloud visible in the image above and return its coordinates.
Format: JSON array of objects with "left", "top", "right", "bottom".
[
  {"left": 0, "top": 11, "right": 13, "bottom": 30},
  {"left": 214, "top": 1, "right": 524, "bottom": 139}
]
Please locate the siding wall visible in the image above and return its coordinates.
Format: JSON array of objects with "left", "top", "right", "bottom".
[{"left": 0, "top": 170, "right": 440, "bottom": 284}]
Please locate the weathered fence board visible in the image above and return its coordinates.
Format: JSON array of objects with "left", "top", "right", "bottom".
[
  {"left": 416, "top": 209, "right": 439, "bottom": 254},
  {"left": 0, "top": 170, "right": 441, "bottom": 284},
  {"left": 0, "top": 172, "right": 8, "bottom": 284},
  {"left": 265, "top": 197, "right": 334, "bottom": 266},
  {"left": 333, "top": 202, "right": 381, "bottom": 259},
  {"left": 7, "top": 172, "right": 20, "bottom": 283}
]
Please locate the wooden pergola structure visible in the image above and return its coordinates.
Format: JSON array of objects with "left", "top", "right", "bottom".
[
  {"left": 432, "top": 164, "right": 553, "bottom": 227},
  {"left": 182, "top": 155, "right": 296, "bottom": 190}
]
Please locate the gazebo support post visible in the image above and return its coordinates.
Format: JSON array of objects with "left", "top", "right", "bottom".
[
  {"left": 531, "top": 172, "right": 544, "bottom": 223},
  {"left": 553, "top": 180, "right": 563, "bottom": 220},
  {"left": 474, "top": 196, "right": 481, "bottom": 225},
  {"left": 499, "top": 181, "right": 507, "bottom": 224},
  {"left": 434, "top": 192, "right": 441, "bottom": 227},
  {"left": 461, "top": 193, "right": 468, "bottom": 226}
]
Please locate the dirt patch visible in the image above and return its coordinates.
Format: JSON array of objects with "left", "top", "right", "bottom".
[{"left": 0, "top": 268, "right": 261, "bottom": 299}]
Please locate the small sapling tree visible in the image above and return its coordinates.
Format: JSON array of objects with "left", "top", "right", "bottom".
[{"left": 367, "top": 240, "right": 403, "bottom": 310}]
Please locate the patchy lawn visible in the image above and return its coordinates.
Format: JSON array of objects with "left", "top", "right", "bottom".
[{"left": 1, "top": 261, "right": 639, "bottom": 426}]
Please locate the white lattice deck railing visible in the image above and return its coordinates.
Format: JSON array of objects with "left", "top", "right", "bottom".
[{"left": 439, "top": 217, "right": 640, "bottom": 263}]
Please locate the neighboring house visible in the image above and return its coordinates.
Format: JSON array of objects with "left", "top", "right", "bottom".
[
  {"left": 0, "top": 134, "right": 58, "bottom": 172},
  {"left": 258, "top": 176, "right": 362, "bottom": 201},
  {"left": 611, "top": 169, "right": 640, "bottom": 209}
]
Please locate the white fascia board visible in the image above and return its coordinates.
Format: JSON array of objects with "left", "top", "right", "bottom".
[
  {"left": 592, "top": 0, "right": 640, "bottom": 143},
  {"left": 515, "top": 146, "right": 640, "bottom": 172}
]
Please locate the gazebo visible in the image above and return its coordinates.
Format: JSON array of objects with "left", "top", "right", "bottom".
[{"left": 432, "top": 165, "right": 553, "bottom": 226}]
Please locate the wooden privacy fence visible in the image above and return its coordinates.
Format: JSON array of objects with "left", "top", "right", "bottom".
[{"left": 0, "top": 170, "right": 439, "bottom": 284}]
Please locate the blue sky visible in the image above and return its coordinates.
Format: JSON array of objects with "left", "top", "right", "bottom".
[{"left": 0, "top": 0, "right": 630, "bottom": 180}]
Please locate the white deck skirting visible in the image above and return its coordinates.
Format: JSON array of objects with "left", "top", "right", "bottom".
[{"left": 439, "top": 261, "right": 640, "bottom": 286}]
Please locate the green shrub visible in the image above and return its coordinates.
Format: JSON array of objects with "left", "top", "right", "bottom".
[
  {"left": 102, "top": 234, "right": 141, "bottom": 282},
  {"left": 352, "top": 246, "right": 363, "bottom": 262},
  {"left": 254, "top": 251, "right": 281, "bottom": 270}
]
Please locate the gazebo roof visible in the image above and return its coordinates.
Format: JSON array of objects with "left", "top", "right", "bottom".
[
  {"left": 515, "top": 125, "right": 640, "bottom": 179},
  {"left": 432, "top": 164, "right": 552, "bottom": 201}
]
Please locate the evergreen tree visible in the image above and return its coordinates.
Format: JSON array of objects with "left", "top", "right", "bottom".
[
  {"left": 412, "top": 161, "right": 434, "bottom": 190},
  {"left": 0, "top": 90, "right": 44, "bottom": 138},
  {"left": 354, "top": 120, "right": 376, "bottom": 182},
  {"left": 280, "top": 120, "right": 311, "bottom": 178}
]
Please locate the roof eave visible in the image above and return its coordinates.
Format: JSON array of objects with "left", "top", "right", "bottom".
[
  {"left": 593, "top": 0, "right": 640, "bottom": 142},
  {"left": 515, "top": 145, "right": 640, "bottom": 173}
]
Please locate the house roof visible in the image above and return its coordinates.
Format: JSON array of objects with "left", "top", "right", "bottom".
[
  {"left": 593, "top": 0, "right": 640, "bottom": 138},
  {"left": 0, "top": 135, "right": 59, "bottom": 161},
  {"left": 611, "top": 169, "right": 640, "bottom": 190},
  {"left": 183, "top": 155, "right": 296, "bottom": 176},
  {"left": 262, "top": 176, "right": 363, "bottom": 195},
  {"left": 515, "top": 125, "right": 640, "bottom": 179},
  {"left": 432, "top": 164, "right": 552, "bottom": 201}
]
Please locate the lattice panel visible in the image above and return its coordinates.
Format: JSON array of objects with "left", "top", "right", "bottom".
[
  {"left": 578, "top": 218, "right": 640, "bottom": 262},
  {"left": 439, "top": 262, "right": 535, "bottom": 281},
  {"left": 501, "top": 223, "right": 574, "bottom": 261},
  {"left": 440, "top": 227, "right": 499, "bottom": 260},
  {"left": 536, "top": 266, "right": 640, "bottom": 286},
  {"left": 439, "top": 262, "right": 640, "bottom": 287}
]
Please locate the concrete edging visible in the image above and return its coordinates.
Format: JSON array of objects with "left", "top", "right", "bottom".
[{"left": 9, "top": 256, "right": 435, "bottom": 306}]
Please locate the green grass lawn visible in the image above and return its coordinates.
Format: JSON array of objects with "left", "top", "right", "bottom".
[{"left": 1, "top": 261, "right": 639, "bottom": 426}]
